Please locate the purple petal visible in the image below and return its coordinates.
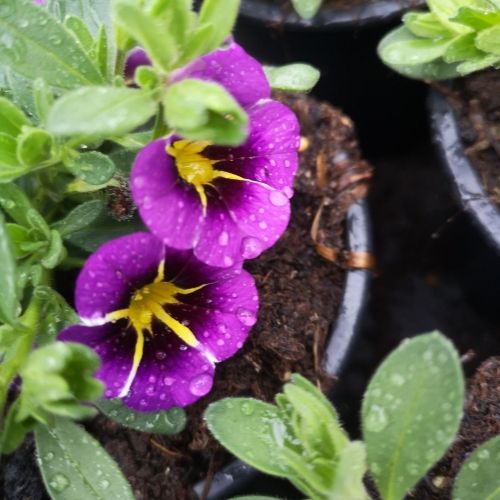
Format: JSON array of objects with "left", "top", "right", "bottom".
[
  {"left": 59, "top": 323, "right": 135, "bottom": 399},
  {"left": 123, "top": 335, "right": 215, "bottom": 411},
  {"left": 75, "top": 232, "right": 164, "bottom": 321},
  {"left": 170, "top": 41, "right": 270, "bottom": 108},
  {"left": 130, "top": 139, "right": 204, "bottom": 250},
  {"left": 124, "top": 47, "right": 152, "bottom": 82},
  {"left": 171, "top": 267, "right": 259, "bottom": 362}
]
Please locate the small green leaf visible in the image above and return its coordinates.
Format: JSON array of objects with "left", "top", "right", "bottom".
[
  {"left": 378, "top": 26, "right": 460, "bottom": 80},
  {"left": 40, "top": 230, "right": 65, "bottom": 269},
  {"left": 47, "top": 86, "right": 157, "bottom": 137},
  {"left": 475, "top": 24, "right": 500, "bottom": 55},
  {"left": 0, "top": 399, "right": 37, "bottom": 454},
  {"left": 205, "top": 398, "right": 289, "bottom": 477},
  {"left": 453, "top": 436, "right": 500, "bottom": 500},
  {"left": 95, "top": 26, "right": 110, "bottom": 79},
  {"left": 264, "top": 64, "right": 320, "bottom": 93},
  {"left": 329, "top": 441, "right": 368, "bottom": 499},
  {"left": 163, "top": 79, "right": 248, "bottom": 146},
  {"left": 0, "top": 0, "right": 104, "bottom": 89},
  {"left": 65, "top": 152, "right": 116, "bottom": 185},
  {"left": 443, "top": 33, "right": 482, "bottom": 63},
  {"left": 32, "top": 78, "right": 54, "bottom": 125},
  {"left": 452, "top": 6, "right": 500, "bottom": 30},
  {"left": 6, "top": 223, "right": 32, "bottom": 258},
  {"left": 113, "top": 0, "right": 178, "bottom": 72},
  {"left": 181, "top": 23, "right": 215, "bottom": 64},
  {"left": 457, "top": 53, "right": 500, "bottom": 74},
  {"left": 290, "top": 0, "right": 322, "bottom": 19},
  {"left": 26, "top": 208, "right": 51, "bottom": 239},
  {"left": 52, "top": 199, "right": 104, "bottom": 237},
  {"left": 198, "top": 0, "right": 240, "bottom": 52},
  {"left": 0, "top": 133, "right": 28, "bottom": 183},
  {"left": 35, "top": 418, "right": 134, "bottom": 500},
  {"left": 0, "top": 97, "right": 30, "bottom": 136},
  {"left": 64, "top": 15, "right": 94, "bottom": 52},
  {"left": 0, "top": 213, "right": 18, "bottom": 324},
  {"left": 96, "top": 399, "right": 186, "bottom": 435},
  {"left": 403, "top": 12, "right": 454, "bottom": 38},
  {"left": 362, "top": 332, "right": 465, "bottom": 500},
  {"left": 16, "top": 128, "right": 54, "bottom": 167},
  {"left": 135, "top": 66, "right": 160, "bottom": 90},
  {"left": 0, "top": 183, "right": 35, "bottom": 226}
]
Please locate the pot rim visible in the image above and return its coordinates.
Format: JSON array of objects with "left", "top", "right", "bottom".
[
  {"left": 194, "top": 197, "right": 373, "bottom": 499},
  {"left": 239, "top": 0, "right": 424, "bottom": 31},
  {"left": 428, "top": 89, "right": 500, "bottom": 252}
]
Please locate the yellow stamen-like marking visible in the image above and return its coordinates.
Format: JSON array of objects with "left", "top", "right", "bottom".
[
  {"left": 166, "top": 140, "right": 251, "bottom": 216},
  {"left": 106, "top": 261, "right": 206, "bottom": 397}
]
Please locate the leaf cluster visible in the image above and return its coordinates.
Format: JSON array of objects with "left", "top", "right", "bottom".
[{"left": 378, "top": 0, "right": 500, "bottom": 80}]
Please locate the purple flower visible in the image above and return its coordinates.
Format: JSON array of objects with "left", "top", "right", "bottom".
[
  {"left": 130, "top": 99, "right": 300, "bottom": 268},
  {"left": 124, "top": 47, "right": 152, "bottom": 83},
  {"left": 58, "top": 232, "right": 259, "bottom": 411}
]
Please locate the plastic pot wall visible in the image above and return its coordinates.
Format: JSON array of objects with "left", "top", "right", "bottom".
[
  {"left": 428, "top": 90, "right": 500, "bottom": 253},
  {"left": 194, "top": 198, "right": 373, "bottom": 499}
]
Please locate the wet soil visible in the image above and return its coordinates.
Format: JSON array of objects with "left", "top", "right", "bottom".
[
  {"left": 451, "top": 70, "right": 500, "bottom": 206},
  {"left": 0, "top": 94, "right": 371, "bottom": 500}
]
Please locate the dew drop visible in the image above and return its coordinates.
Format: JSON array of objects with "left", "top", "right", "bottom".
[
  {"left": 390, "top": 374, "right": 405, "bottom": 386},
  {"left": 240, "top": 401, "right": 255, "bottom": 415},
  {"left": 240, "top": 237, "right": 262, "bottom": 259},
  {"left": 155, "top": 351, "right": 166, "bottom": 360},
  {"left": 236, "top": 308, "right": 257, "bottom": 326},
  {"left": 44, "top": 452, "right": 54, "bottom": 461},
  {"left": 163, "top": 376, "right": 174, "bottom": 386},
  {"left": 218, "top": 231, "right": 229, "bottom": 246},
  {"left": 189, "top": 374, "right": 212, "bottom": 397},
  {"left": 365, "top": 405, "right": 388, "bottom": 432},
  {"left": 100, "top": 479, "right": 110, "bottom": 490},
  {"left": 49, "top": 473, "right": 70, "bottom": 493},
  {"left": 468, "top": 461, "right": 479, "bottom": 470},
  {"left": 269, "top": 190, "right": 288, "bottom": 207}
]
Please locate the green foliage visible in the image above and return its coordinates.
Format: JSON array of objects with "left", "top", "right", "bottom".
[
  {"left": 0, "top": 213, "right": 19, "bottom": 324},
  {"left": 264, "top": 64, "right": 320, "bottom": 93},
  {"left": 205, "top": 374, "right": 368, "bottom": 500},
  {"left": 453, "top": 436, "right": 500, "bottom": 500},
  {"left": 164, "top": 79, "right": 248, "bottom": 146},
  {"left": 16, "top": 128, "right": 54, "bottom": 167},
  {"left": 47, "top": 86, "right": 157, "bottom": 138},
  {"left": 96, "top": 399, "right": 187, "bottom": 435},
  {"left": 198, "top": 0, "right": 240, "bottom": 53},
  {"left": 362, "top": 332, "right": 464, "bottom": 500},
  {"left": 0, "top": 0, "right": 104, "bottom": 89},
  {"left": 35, "top": 418, "right": 135, "bottom": 500},
  {"left": 51, "top": 199, "right": 104, "bottom": 237},
  {"left": 291, "top": 0, "right": 323, "bottom": 19},
  {"left": 378, "top": 0, "right": 500, "bottom": 79},
  {"left": 64, "top": 152, "right": 116, "bottom": 185}
]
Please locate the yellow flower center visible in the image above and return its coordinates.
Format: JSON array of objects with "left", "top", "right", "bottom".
[
  {"left": 106, "top": 261, "right": 206, "bottom": 397},
  {"left": 166, "top": 139, "right": 249, "bottom": 215}
]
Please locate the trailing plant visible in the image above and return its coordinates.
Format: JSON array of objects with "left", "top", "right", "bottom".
[
  {"left": 206, "top": 332, "right": 500, "bottom": 500},
  {"left": 378, "top": 0, "right": 500, "bottom": 80},
  {"left": 0, "top": 0, "right": 320, "bottom": 498}
]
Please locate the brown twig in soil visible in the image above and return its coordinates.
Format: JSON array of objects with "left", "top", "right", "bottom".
[
  {"left": 199, "top": 453, "right": 218, "bottom": 500},
  {"left": 150, "top": 438, "right": 190, "bottom": 460},
  {"left": 310, "top": 199, "right": 339, "bottom": 263}
]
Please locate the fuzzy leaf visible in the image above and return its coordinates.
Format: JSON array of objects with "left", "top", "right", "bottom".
[
  {"left": 52, "top": 199, "right": 104, "bottom": 237},
  {"left": 291, "top": 0, "right": 322, "bottom": 19},
  {"left": 475, "top": 24, "right": 500, "bottom": 55},
  {"left": 64, "top": 152, "right": 116, "bottom": 185},
  {"left": 47, "top": 87, "right": 156, "bottom": 138},
  {"left": 0, "top": 134, "right": 28, "bottom": 183},
  {"left": 264, "top": 64, "right": 320, "bottom": 93},
  {"left": 0, "top": 213, "right": 18, "bottom": 324},
  {"left": 96, "top": 399, "right": 186, "bottom": 435},
  {"left": 35, "top": 418, "right": 134, "bottom": 500},
  {"left": 0, "top": 97, "right": 30, "bottom": 136},
  {"left": 32, "top": 78, "right": 54, "bottom": 125},
  {"left": 451, "top": 6, "right": 500, "bottom": 30},
  {"left": 453, "top": 436, "right": 500, "bottom": 500},
  {"left": 0, "top": 183, "right": 35, "bottom": 226},
  {"left": 163, "top": 79, "right": 248, "bottom": 146},
  {"left": 0, "top": 0, "right": 104, "bottom": 89},
  {"left": 16, "top": 128, "right": 53, "bottom": 167},
  {"left": 205, "top": 398, "right": 290, "bottom": 477},
  {"left": 362, "top": 332, "right": 464, "bottom": 500},
  {"left": 198, "top": 0, "right": 240, "bottom": 52},
  {"left": 403, "top": 12, "right": 454, "bottom": 38}
]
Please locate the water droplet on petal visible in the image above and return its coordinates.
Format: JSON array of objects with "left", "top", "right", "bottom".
[
  {"left": 155, "top": 351, "right": 166, "bottom": 360},
  {"left": 218, "top": 231, "right": 229, "bottom": 246},
  {"left": 269, "top": 190, "right": 288, "bottom": 207},
  {"left": 189, "top": 374, "right": 213, "bottom": 397},
  {"left": 236, "top": 308, "right": 257, "bottom": 326},
  {"left": 240, "top": 237, "right": 262, "bottom": 259},
  {"left": 163, "top": 376, "right": 174, "bottom": 386}
]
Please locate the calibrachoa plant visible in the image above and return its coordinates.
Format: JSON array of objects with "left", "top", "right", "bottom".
[{"left": 0, "top": 0, "right": 320, "bottom": 498}]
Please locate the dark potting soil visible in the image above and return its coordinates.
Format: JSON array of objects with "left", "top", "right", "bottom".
[
  {"left": 412, "top": 356, "right": 500, "bottom": 498},
  {"left": 451, "top": 70, "right": 500, "bottom": 206},
  {"left": 16, "top": 94, "right": 369, "bottom": 500}
]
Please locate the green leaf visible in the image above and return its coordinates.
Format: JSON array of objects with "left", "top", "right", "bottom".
[
  {"left": 113, "top": 1, "right": 178, "bottom": 72},
  {"left": 329, "top": 441, "right": 368, "bottom": 499},
  {"left": 453, "top": 436, "right": 500, "bottom": 500},
  {"left": 64, "top": 15, "right": 94, "bottom": 52},
  {"left": 52, "top": 199, "right": 104, "bottom": 237},
  {"left": 205, "top": 398, "right": 290, "bottom": 477},
  {"left": 198, "top": 0, "right": 240, "bottom": 52},
  {"left": 290, "top": 0, "right": 322, "bottom": 19},
  {"left": 0, "top": 0, "right": 104, "bottom": 89},
  {"left": 35, "top": 418, "right": 134, "bottom": 500},
  {"left": 163, "top": 79, "right": 248, "bottom": 146},
  {"left": 0, "top": 399, "right": 37, "bottom": 454},
  {"left": 40, "top": 230, "right": 65, "bottom": 269},
  {"left": 452, "top": 6, "right": 500, "bottom": 30},
  {"left": 443, "top": 33, "right": 482, "bottom": 63},
  {"left": 264, "top": 64, "right": 320, "bottom": 93},
  {"left": 65, "top": 152, "right": 116, "bottom": 185},
  {"left": 47, "top": 86, "right": 157, "bottom": 137},
  {"left": 181, "top": 23, "right": 215, "bottom": 65},
  {"left": 0, "top": 133, "right": 28, "bottom": 182},
  {"left": 457, "top": 52, "right": 500, "bottom": 74},
  {"left": 362, "top": 331, "right": 465, "bottom": 500},
  {"left": 403, "top": 12, "right": 454, "bottom": 38},
  {"left": 96, "top": 399, "right": 186, "bottom": 435},
  {"left": 135, "top": 66, "right": 160, "bottom": 90},
  {"left": 0, "top": 183, "right": 35, "bottom": 226},
  {"left": 232, "top": 497, "right": 280, "bottom": 500},
  {"left": 475, "top": 24, "right": 500, "bottom": 55},
  {"left": 378, "top": 26, "right": 460, "bottom": 80},
  {"left": 32, "top": 78, "right": 54, "bottom": 125},
  {"left": 427, "top": 0, "right": 473, "bottom": 34},
  {"left": 6, "top": 223, "right": 32, "bottom": 258},
  {"left": 0, "top": 213, "right": 19, "bottom": 324},
  {"left": 16, "top": 128, "right": 54, "bottom": 166},
  {"left": 0, "top": 97, "right": 30, "bottom": 136},
  {"left": 95, "top": 26, "right": 110, "bottom": 80}
]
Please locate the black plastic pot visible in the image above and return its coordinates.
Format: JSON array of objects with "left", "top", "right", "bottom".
[
  {"left": 240, "top": 0, "right": 423, "bottom": 30},
  {"left": 429, "top": 90, "right": 500, "bottom": 253},
  {"left": 194, "top": 197, "right": 372, "bottom": 499}
]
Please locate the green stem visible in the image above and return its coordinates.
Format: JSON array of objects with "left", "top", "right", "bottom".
[
  {"left": 61, "top": 256, "right": 86, "bottom": 268},
  {"left": 152, "top": 104, "right": 168, "bottom": 139}
]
